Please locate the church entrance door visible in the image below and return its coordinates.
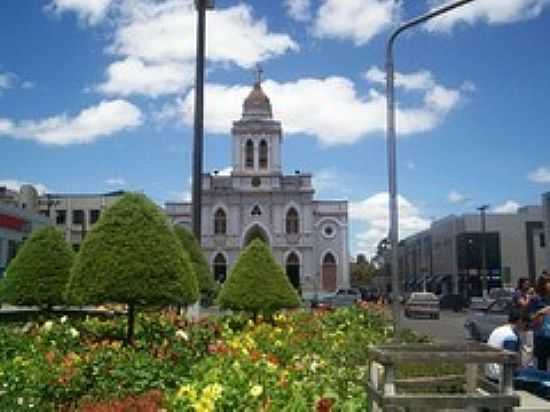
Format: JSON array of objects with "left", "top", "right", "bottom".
[
  {"left": 285, "top": 252, "right": 301, "bottom": 292},
  {"left": 322, "top": 253, "right": 337, "bottom": 291},
  {"left": 243, "top": 225, "right": 269, "bottom": 247}
]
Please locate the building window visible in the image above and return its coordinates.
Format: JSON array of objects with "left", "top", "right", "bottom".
[
  {"left": 213, "top": 253, "right": 227, "bottom": 283},
  {"left": 245, "top": 140, "right": 254, "bottom": 169},
  {"left": 285, "top": 208, "right": 299, "bottom": 234},
  {"left": 90, "top": 209, "right": 101, "bottom": 225},
  {"left": 56, "top": 210, "right": 67, "bottom": 225},
  {"left": 72, "top": 210, "right": 85, "bottom": 225},
  {"left": 214, "top": 209, "right": 227, "bottom": 235},
  {"left": 259, "top": 140, "right": 268, "bottom": 169},
  {"left": 7, "top": 240, "right": 18, "bottom": 266},
  {"left": 251, "top": 205, "right": 262, "bottom": 216},
  {"left": 541, "top": 233, "right": 546, "bottom": 248}
]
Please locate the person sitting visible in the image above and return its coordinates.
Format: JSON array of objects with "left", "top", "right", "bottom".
[
  {"left": 485, "top": 307, "right": 529, "bottom": 382},
  {"left": 529, "top": 275, "right": 550, "bottom": 371}
]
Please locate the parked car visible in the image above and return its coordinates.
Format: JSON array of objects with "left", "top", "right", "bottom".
[
  {"left": 358, "top": 287, "right": 381, "bottom": 302},
  {"left": 404, "top": 292, "right": 440, "bottom": 319},
  {"left": 469, "top": 288, "right": 514, "bottom": 311},
  {"left": 318, "top": 288, "right": 361, "bottom": 308},
  {"left": 464, "top": 297, "right": 512, "bottom": 342}
]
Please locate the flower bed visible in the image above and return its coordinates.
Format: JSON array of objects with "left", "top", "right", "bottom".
[{"left": 0, "top": 305, "right": 391, "bottom": 411}]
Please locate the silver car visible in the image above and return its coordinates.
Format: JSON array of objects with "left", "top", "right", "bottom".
[
  {"left": 404, "top": 292, "right": 440, "bottom": 319},
  {"left": 319, "top": 288, "right": 361, "bottom": 308},
  {"left": 465, "top": 298, "right": 512, "bottom": 342}
]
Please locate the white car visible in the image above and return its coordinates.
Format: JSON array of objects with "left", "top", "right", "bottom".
[{"left": 404, "top": 292, "right": 440, "bottom": 319}]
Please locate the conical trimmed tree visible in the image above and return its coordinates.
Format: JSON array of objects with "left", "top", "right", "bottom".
[
  {"left": 217, "top": 239, "right": 300, "bottom": 316},
  {"left": 66, "top": 193, "right": 198, "bottom": 344},
  {"left": 1, "top": 226, "right": 74, "bottom": 308},
  {"left": 174, "top": 226, "right": 216, "bottom": 297}
]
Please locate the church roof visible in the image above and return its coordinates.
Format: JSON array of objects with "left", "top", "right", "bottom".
[{"left": 242, "top": 81, "right": 273, "bottom": 120}]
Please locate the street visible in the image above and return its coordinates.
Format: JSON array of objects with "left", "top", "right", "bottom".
[{"left": 400, "top": 309, "right": 468, "bottom": 343}]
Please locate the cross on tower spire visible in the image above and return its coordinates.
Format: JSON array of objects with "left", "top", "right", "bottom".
[{"left": 255, "top": 63, "right": 263, "bottom": 86}]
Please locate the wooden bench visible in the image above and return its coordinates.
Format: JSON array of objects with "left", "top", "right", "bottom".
[{"left": 367, "top": 342, "right": 520, "bottom": 412}]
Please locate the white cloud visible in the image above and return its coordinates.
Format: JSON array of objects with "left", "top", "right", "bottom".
[
  {"left": 96, "top": 58, "right": 194, "bottom": 97},
  {"left": 0, "top": 71, "right": 33, "bottom": 93},
  {"left": 426, "top": 0, "right": 550, "bottom": 32},
  {"left": 312, "top": 168, "right": 341, "bottom": 194},
  {"left": 112, "top": 0, "right": 297, "bottom": 67},
  {"left": 106, "top": 177, "right": 126, "bottom": 186},
  {"left": 448, "top": 190, "right": 469, "bottom": 204},
  {"left": 528, "top": 166, "right": 550, "bottom": 183},
  {"left": 175, "top": 67, "right": 464, "bottom": 146},
  {"left": 93, "top": 0, "right": 297, "bottom": 98},
  {"left": 46, "top": 0, "right": 113, "bottom": 25},
  {"left": 313, "top": 0, "right": 400, "bottom": 46},
  {"left": 168, "top": 190, "right": 191, "bottom": 202},
  {"left": 0, "top": 179, "right": 49, "bottom": 195},
  {"left": 365, "top": 67, "right": 435, "bottom": 91},
  {"left": 0, "top": 100, "right": 142, "bottom": 145},
  {"left": 0, "top": 72, "right": 15, "bottom": 91},
  {"left": 285, "top": 0, "right": 311, "bottom": 22},
  {"left": 492, "top": 200, "right": 520, "bottom": 214},
  {"left": 351, "top": 192, "right": 431, "bottom": 256}
]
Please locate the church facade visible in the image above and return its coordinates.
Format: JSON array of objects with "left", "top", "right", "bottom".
[{"left": 165, "top": 79, "right": 349, "bottom": 293}]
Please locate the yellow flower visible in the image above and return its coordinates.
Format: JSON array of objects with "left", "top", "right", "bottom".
[
  {"left": 250, "top": 384, "right": 263, "bottom": 398},
  {"left": 193, "top": 399, "right": 215, "bottom": 412},
  {"left": 274, "top": 340, "right": 282, "bottom": 347},
  {"left": 202, "top": 383, "right": 223, "bottom": 401},
  {"left": 177, "top": 384, "right": 197, "bottom": 401}
]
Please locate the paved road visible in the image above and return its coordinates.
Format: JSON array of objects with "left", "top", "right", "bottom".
[{"left": 400, "top": 309, "right": 468, "bottom": 343}]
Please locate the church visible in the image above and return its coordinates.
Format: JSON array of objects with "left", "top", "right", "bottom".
[{"left": 165, "top": 76, "right": 349, "bottom": 293}]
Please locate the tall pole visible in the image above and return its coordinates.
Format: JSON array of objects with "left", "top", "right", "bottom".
[
  {"left": 478, "top": 204, "right": 489, "bottom": 296},
  {"left": 192, "top": 0, "right": 214, "bottom": 242},
  {"left": 385, "top": 0, "right": 476, "bottom": 332}
]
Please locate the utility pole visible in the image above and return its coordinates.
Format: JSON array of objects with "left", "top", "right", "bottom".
[
  {"left": 191, "top": 0, "right": 214, "bottom": 243},
  {"left": 385, "top": 0, "right": 477, "bottom": 332},
  {"left": 477, "top": 204, "right": 490, "bottom": 296}
]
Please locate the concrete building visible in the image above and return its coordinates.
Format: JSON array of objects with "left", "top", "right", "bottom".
[
  {"left": 166, "top": 78, "right": 350, "bottom": 293},
  {"left": 35, "top": 191, "right": 125, "bottom": 251},
  {"left": 0, "top": 185, "right": 49, "bottom": 275},
  {"left": 0, "top": 184, "right": 125, "bottom": 252},
  {"left": 397, "top": 206, "right": 546, "bottom": 298}
]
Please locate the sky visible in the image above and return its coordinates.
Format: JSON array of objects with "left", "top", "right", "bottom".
[{"left": 1, "top": 0, "right": 550, "bottom": 257}]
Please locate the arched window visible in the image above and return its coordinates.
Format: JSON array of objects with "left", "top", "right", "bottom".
[
  {"left": 214, "top": 209, "right": 227, "bottom": 235},
  {"left": 259, "top": 140, "right": 268, "bottom": 169},
  {"left": 251, "top": 205, "right": 262, "bottom": 216},
  {"left": 285, "top": 208, "right": 299, "bottom": 234},
  {"left": 286, "top": 252, "right": 301, "bottom": 291},
  {"left": 245, "top": 140, "right": 254, "bottom": 169},
  {"left": 322, "top": 252, "right": 337, "bottom": 291},
  {"left": 213, "top": 253, "right": 227, "bottom": 283}
]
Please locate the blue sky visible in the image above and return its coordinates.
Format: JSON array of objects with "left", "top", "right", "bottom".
[{"left": 1, "top": 0, "right": 550, "bottom": 256}]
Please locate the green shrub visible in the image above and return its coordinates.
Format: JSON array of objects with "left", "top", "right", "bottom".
[
  {"left": 173, "top": 226, "right": 216, "bottom": 297},
  {"left": 0, "top": 226, "right": 74, "bottom": 308},
  {"left": 66, "top": 193, "right": 198, "bottom": 344},
  {"left": 217, "top": 239, "right": 300, "bottom": 316}
]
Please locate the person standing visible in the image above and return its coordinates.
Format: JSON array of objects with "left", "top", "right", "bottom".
[
  {"left": 513, "top": 277, "right": 531, "bottom": 310},
  {"left": 529, "top": 276, "right": 550, "bottom": 371}
]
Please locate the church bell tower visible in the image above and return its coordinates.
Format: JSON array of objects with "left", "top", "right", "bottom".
[{"left": 231, "top": 67, "right": 282, "bottom": 176}]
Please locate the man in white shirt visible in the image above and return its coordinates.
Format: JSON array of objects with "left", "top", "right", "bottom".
[{"left": 485, "top": 307, "right": 529, "bottom": 382}]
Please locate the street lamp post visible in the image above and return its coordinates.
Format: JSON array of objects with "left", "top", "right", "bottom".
[
  {"left": 385, "top": 0, "right": 476, "bottom": 331},
  {"left": 477, "top": 204, "right": 490, "bottom": 296},
  {"left": 192, "top": 0, "right": 215, "bottom": 243}
]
